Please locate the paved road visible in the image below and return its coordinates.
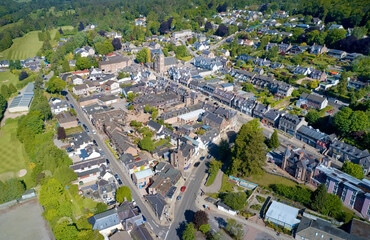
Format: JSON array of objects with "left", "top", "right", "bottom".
[
  {"left": 165, "top": 157, "right": 209, "bottom": 240},
  {"left": 65, "top": 91, "right": 169, "bottom": 238}
]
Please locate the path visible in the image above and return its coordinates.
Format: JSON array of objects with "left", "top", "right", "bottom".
[{"left": 204, "top": 169, "right": 223, "bottom": 193}]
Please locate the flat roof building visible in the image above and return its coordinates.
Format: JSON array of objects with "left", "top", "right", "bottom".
[{"left": 265, "top": 201, "right": 301, "bottom": 230}]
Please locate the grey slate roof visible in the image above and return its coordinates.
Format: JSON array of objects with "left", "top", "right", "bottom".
[
  {"left": 147, "top": 120, "right": 162, "bottom": 132},
  {"left": 297, "top": 125, "right": 328, "bottom": 141},
  {"left": 145, "top": 194, "right": 167, "bottom": 219}
]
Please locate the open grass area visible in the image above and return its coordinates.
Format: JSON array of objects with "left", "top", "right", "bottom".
[
  {"left": 0, "top": 71, "right": 18, "bottom": 87},
  {"left": 0, "top": 26, "right": 74, "bottom": 61},
  {"left": 245, "top": 173, "right": 298, "bottom": 188},
  {"left": 205, "top": 170, "right": 218, "bottom": 187},
  {"left": 0, "top": 31, "right": 43, "bottom": 60},
  {"left": 219, "top": 174, "right": 235, "bottom": 193},
  {"left": 65, "top": 126, "right": 83, "bottom": 136},
  {"left": 154, "top": 138, "right": 167, "bottom": 147},
  {"left": 0, "top": 118, "right": 29, "bottom": 181}
]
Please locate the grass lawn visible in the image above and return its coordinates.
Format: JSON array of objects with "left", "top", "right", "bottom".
[
  {"left": 65, "top": 126, "right": 83, "bottom": 136},
  {"left": 205, "top": 170, "right": 218, "bottom": 187},
  {"left": 154, "top": 139, "right": 167, "bottom": 147},
  {"left": 219, "top": 174, "right": 235, "bottom": 193},
  {"left": 176, "top": 56, "right": 193, "bottom": 61},
  {"left": 0, "top": 71, "right": 19, "bottom": 87},
  {"left": 245, "top": 173, "right": 298, "bottom": 188},
  {"left": 0, "top": 26, "right": 74, "bottom": 61},
  {"left": 0, "top": 118, "right": 29, "bottom": 181}
]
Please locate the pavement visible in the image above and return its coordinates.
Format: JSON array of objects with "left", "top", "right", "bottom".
[{"left": 203, "top": 169, "right": 223, "bottom": 193}]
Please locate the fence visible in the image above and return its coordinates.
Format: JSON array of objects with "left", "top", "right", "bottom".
[{"left": 228, "top": 175, "right": 258, "bottom": 190}]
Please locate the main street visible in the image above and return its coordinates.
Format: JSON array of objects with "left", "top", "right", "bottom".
[{"left": 65, "top": 90, "right": 169, "bottom": 238}]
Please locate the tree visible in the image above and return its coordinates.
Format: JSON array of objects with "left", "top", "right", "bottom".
[
  {"left": 19, "top": 71, "right": 29, "bottom": 81},
  {"left": 62, "top": 59, "right": 70, "bottom": 73},
  {"left": 95, "top": 39, "right": 113, "bottom": 55},
  {"left": 216, "top": 3, "right": 227, "bottom": 12},
  {"left": 291, "top": 54, "right": 302, "bottom": 65},
  {"left": 151, "top": 109, "right": 158, "bottom": 119},
  {"left": 326, "top": 29, "right": 346, "bottom": 47},
  {"left": 225, "top": 218, "right": 244, "bottom": 240},
  {"left": 39, "top": 178, "right": 65, "bottom": 209},
  {"left": 0, "top": 178, "right": 25, "bottom": 203},
  {"left": 139, "top": 137, "right": 155, "bottom": 152},
  {"left": 182, "top": 222, "right": 196, "bottom": 240},
  {"left": 175, "top": 45, "right": 189, "bottom": 58},
  {"left": 333, "top": 107, "right": 369, "bottom": 136},
  {"left": 8, "top": 83, "right": 17, "bottom": 94},
  {"left": 54, "top": 166, "right": 77, "bottom": 185},
  {"left": 351, "top": 26, "right": 367, "bottom": 39},
  {"left": 322, "top": 194, "right": 343, "bottom": 218},
  {"left": 0, "top": 94, "right": 6, "bottom": 121},
  {"left": 111, "top": 38, "right": 122, "bottom": 51},
  {"left": 14, "top": 60, "right": 22, "bottom": 69},
  {"left": 242, "top": 83, "right": 255, "bottom": 93},
  {"left": 57, "top": 127, "right": 66, "bottom": 140},
  {"left": 305, "top": 110, "right": 320, "bottom": 125},
  {"left": 222, "top": 192, "right": 248, "bottom": 211},
  {"left": 215, "top": 24, "right": 229, "bottom": 37},
  {"left": 205, "top": 21, "right": 213, "bottom": 32},
  {"left": 78, "top": 22, "right": 85, "bottom": 31},
  {"left": 136, "top": 48, "right": 149, "bottom": 63},
  {"left": 76, "top": 57, "right": 93, "bottom": 70},
  {"left": 144, "top": 104, "right": 150, "bottom": 113},
  {"left": 199, "top": 224, "right": 211, "bottom": 234},
  {"left": 116, "top": 186, "right": 132, "bottom": 202},
  {"left": 228, "top": 119, "right": 266, "bottom": 176},
  {"left": 46, "top": 77, "right": 66, "bottom": 94},
  {"left": 218, "top": 139, "right": 231, "bottom": 163},
  {"left": 194, "top": 210, "right": 208, "bottom": 229},
  {"left": 1, "top": 85, "right": 10, "bottom": 99},
  {"left": 311, "top": 184, "right": 327, "bottom": 212},
  {"left": 269, "top": 130, "right": 279, "bottom": 149},
  {"left": 58, "top": 28, "right": 64, "bottom": 35},
  {"left": 342, "top": 161, "right": 364, "bottom": 179}
]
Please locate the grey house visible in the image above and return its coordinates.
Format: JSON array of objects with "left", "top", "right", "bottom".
[
  {"left": 278, "top": 113, "right": 306, "bottom": 136},
  {"left": 295, "top": 125, "right": 330, "bottom": 151}
]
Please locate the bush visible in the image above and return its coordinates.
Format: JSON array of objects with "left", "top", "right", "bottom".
[
  {"left": 270, "top": 184, "right": 312, "bottom": 206},
  {"left": 221, "top": 192, "right": 248, "bottom": 211},
  {"left": 19, "top": 71, "right": 29, "bottom": 81},
  {"left": 256, "top": 195, "right": 266, "bottom": 203},
  {"left": 250, "top": 204, "right": 262, "bottom": 211}
]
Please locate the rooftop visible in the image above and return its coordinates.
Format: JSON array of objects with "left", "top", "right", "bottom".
[{"left": 134, "top": 169, "right": 154, "bottom": 180}]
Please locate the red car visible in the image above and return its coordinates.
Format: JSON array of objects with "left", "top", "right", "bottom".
[
  {"left": 181, "top": 186, "right": 186, "bottom": 192},
  {"left": 327, "top": 110, "right": 334, "bottom": 114}
]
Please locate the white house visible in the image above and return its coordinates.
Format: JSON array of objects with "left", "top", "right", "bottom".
[
  {"left": 50, "top": 98, "right": 69, "bottom": 115},
  {"left": 72, "top": 84, "right": 89, "bottom": 96},
  {"left": 70, "top": 157, "right": 106, "bottom": 184},
  {"left": 74, "top": 46, "right": 95, "bottom": 57}
]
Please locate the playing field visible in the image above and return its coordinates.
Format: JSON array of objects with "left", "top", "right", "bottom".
[
  {"left": 0, "top": 71, "right": 19, "bottom": 87},
  {"left": 0, "top": 31, "right": 43, "bottom": 60},
  {"left": 0, "top": 26, "right": 74, "bottom": 61},
  {"left": 0, "top": 119, "right": 29, "bottom": 181}
]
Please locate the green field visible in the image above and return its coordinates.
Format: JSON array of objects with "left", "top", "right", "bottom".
[
  {"left": 0, "top": 71, "right": 18, "bottom": 87},
  {"left": 0, "top": 26, "right": 74, "bottom": 61},
  {"left": 245, "top": 173, "right": 298, "bottom": 188},
  {"left": 0, "top": 119, "right": 29, "bottom": 181},
  {"left": 0, "top": 31, "right": 44, "bottom": 60}
]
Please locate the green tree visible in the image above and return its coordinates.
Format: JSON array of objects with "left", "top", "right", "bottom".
[
  {"left": 305, "top": 110, "right": 320, "bottom": 125},
  {"left": 333, "top": 107, "right": 369, "bottom": 136},
  {"left": 39, "top": 178, "right": 65, "bottom": 209},
  {"left": 95, "top": 39, "right": 113, "bottom": 55},
  {"left": 8, "top": 83, "right": 17, "bottom": 94},
  {"left": 151, "top": 109, "right": 158, "bottom": 119},
  {"left": 54, "top": 166, "right": 77, "bottom": 185},
  {"left": 175, "top": 45, "right": 189, "bottom": 58},
  {"left": 46, "top": 77, "right": 66, "bottom": 93},
  {"left": 0, "top": 94, "right": 6, "bottom": 120},
  {"left": 1, "top": 85, "right": 10, "bottom": 99},
  {"left": 351, "top": 26, "right": 367, "bottom": 39},
  {"left": 225, "top": 218, "right": 244, "bottom": 240},
  {"left": 136, "top": 48, "right": 149, "bottom": 63},
  {"left": 269, "top": 130, "right": 279, "bottom": 149},
  {"left": 62, "top": 59, "right": 70, "bottom": 73},
  {"left": 242, "top": 83, "right": 255, "bottom": 93},
  {"left": 342, "top": 161, "right": 364, "bottom": 179},
  {"left": 322, "top": 194, "right": 343, "bottom": 218},
  {"left": 139, "top": 137, "right": 155, "bottom": 151},
  {"left": 144, "top": 104, "right": 150, "bottom": 113},
  {"left": 182, "top": 222, "right": 196, "bottom": 240},
  {"left": 76, "top": 57, "right": 93, "bottom": 70},
  {"left": 222, "top": 192, "right": 248, "bottom": 211},
  {"left": 116, "top": 186, "right": 132, "bottom": 202},
  {"left": 199, "top": 224, "right": 211, "bottom": 234},
  {"left": 311, "top": 183, "right": 327, "bottom": 212},
  {"left": 228, "top": 119, "right": 266, "bottom": 176},
  {"left": 218, "top": 139, "right": 231, "bottom": 163},
  {"left": 325, "top": 29, "right": 346, "bottom": 47}
]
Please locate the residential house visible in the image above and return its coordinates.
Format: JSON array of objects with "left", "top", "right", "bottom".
[
  {"left": 293, "top": 66, "right": 311, "bottom": 76},
  {"left": 148, "top": 163, "right": 181, "bottom": 197},
  {"left": 56, "top": 111, "right": 78, "bottom": 129},
  {"left": 130, "top": 225, "right": 153, "bottom": 240},
  {"left": 329, "top": 24, "right": 343, "bottom": 30},
  {"left": 310, "top": 69, "right": 327, "bottom": 81},
  {"left": 193, "top": 41, "right": 209, "bottom": 51},
  {"left": 171, "top": 142, "right": 196, "bottom": 174},
  {"left": 278, "top": 113, "right": 306, "bottom": 136},
  {"left": 70, "top": 157, "right": 106, "bottom": 184},
  {"left": 202, "top": 111, "right": 227, "bottom": 131},
  {"left": 86, "top": 81, "right": 101, "bottom": 92},
  {"left": 212, "top": 89, "right": 235, "bottom": 106},
  {"left": 88, "top": 201, "right": 143, "bottom": 237},
  {"left": 262, "top": 109, "right": 281, "bottom": 127},
  {"left": 103, "top": 80, "right": 120, "bottom": 95},
  {"left": 327, "top": 49, "right": 347, "bottom": 59},
  {"left": 295, "top": 216, "right": 361, "bottom": 240},
  {"left": 198, "top": 127, "right": 220, "bottom": 149},
  {"left": 253, "top": 67, "right": 264, "bottom": 75},
  {"left": 74, "top": 46, "right": 95, "bottom": 57},
  {"left": 254, "top": 57, "right": 271, "bottom": 67},
  {"left": 172, "top": 29, "right": 192, "bottom": 39},
  {"left": 119, "top": 153, "right": 153, "bottom": 175},
  {"left": 145, "top": 194, "right": 168, "bottom": 220},
  {"left": 220, "top": 83, "right": 234, "bottom": 92},
  {"left": 276, "top": 83, "right": 294, "bottom": 98},
  {"left": 328, "top": 140, "right": 370, "bottom": 175},
  {"left": 49, "top": 98, "right": 69, "bottom": 115},
  {"left": 312, "top": 18, "right": 322, "bottom": 25},
  {"left": 252, "top": 103, "right": 269, "bottom": 120},
  {"left": 91, "top": 109, "right": 125, "bottom": 133},
  {"left": 348, "top": 80, "right": 368, "bottom": 90},
  {"left": 97, "top": 95, "right": 119, "bottom": 106},
  {"left": 73, "top": 84, "right": 89, "bottom": 96},
  {"left": 99, "top": 55, "right": 132, "bottom": 73},
  {"left": 313, "top": 164, "right": 370, "bottom": 220},
  {"left": 71, "top": 75, "right": 84, "bottom": 85},
  {"left": 107, "top": 129, "right": 138, "bottom": 156},
  {"left": 0, "top": 60, "right": 9, "bottom": 68},
  {"left": 133, "top": 168, "right": 154, "bottom": 189},
  {"left": 105, "top": 31, "right": 122, "bottom": 39},
  {"left": 295, "top": 125, "right": 330, "bottom": 150},
  {"left": 147, "top": 120, "right": 163, "bottom": 134},
  {"left": 310, "top": 44, "right": 327, "bottom": 55},
  {"left": 296, "top": 92, "right": 328, "bottom": 110},
  {"left": 193, "top": 57, "right": 223, "bottom": 72},
  {"left": 201, "top": 50, "right": 215, "bottom": 58}
]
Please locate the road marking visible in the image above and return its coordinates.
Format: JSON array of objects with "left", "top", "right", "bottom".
[
  {"left": 152, "top": 220, "right": 159, "bottom": 227},
  {"left": 146, "top": 222, "right": 153, "bottom": 230}
]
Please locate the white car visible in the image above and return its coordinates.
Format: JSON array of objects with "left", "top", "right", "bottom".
[{"left": 92, "top": 129, "right": 96, "bottom": 134}]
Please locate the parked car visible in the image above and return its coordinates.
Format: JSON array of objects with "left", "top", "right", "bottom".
[
  {"left": 106, "top": 159, "right": 110, "bottom": 165},
  {"left": 92, "top": 129, "right": 96, "bottom": 134},
  {"left": 93, "top": 140, "right": 98, "bottom": 146},
  {"left": 181, "top": 186, "right": 186, "bottom": 192},
  {"left": 207, "top": 154, "right": 212, "bottom": 159},
  {"left": 114, "top": 174, "right": 120, "bottom": 181},
  {"left": 66, "top": 96, "right": 69, "bottom": 101},
  {"left": 177, "top": 196, "right": 182, "bottom": 200},
  {"left": 194, "top": 162, "right": 200, "bottom": 167},
  {"left": 117, "top": 179, "right": 122, "bottom": 185},
  {"left": 70, "top": 104, "right": 74, "bottom": 108},
  {"left": 200, "top": 156, "right": 205, "bottom": 161}
]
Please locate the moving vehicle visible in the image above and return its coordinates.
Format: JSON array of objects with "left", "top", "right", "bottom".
[{"left": 181, "top": 186, "right": 186, "bottom": 192}]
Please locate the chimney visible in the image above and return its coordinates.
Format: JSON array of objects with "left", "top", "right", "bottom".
[{"left": 299, "top": 151, "right": 305, "bottom": 160}]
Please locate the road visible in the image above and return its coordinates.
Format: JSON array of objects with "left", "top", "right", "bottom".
[
  {"left": 165, "top": 155, "right": 209, "bottom": 240},
  {"left": 65, "top": 91, "right": 169, "bottom": 238}
]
